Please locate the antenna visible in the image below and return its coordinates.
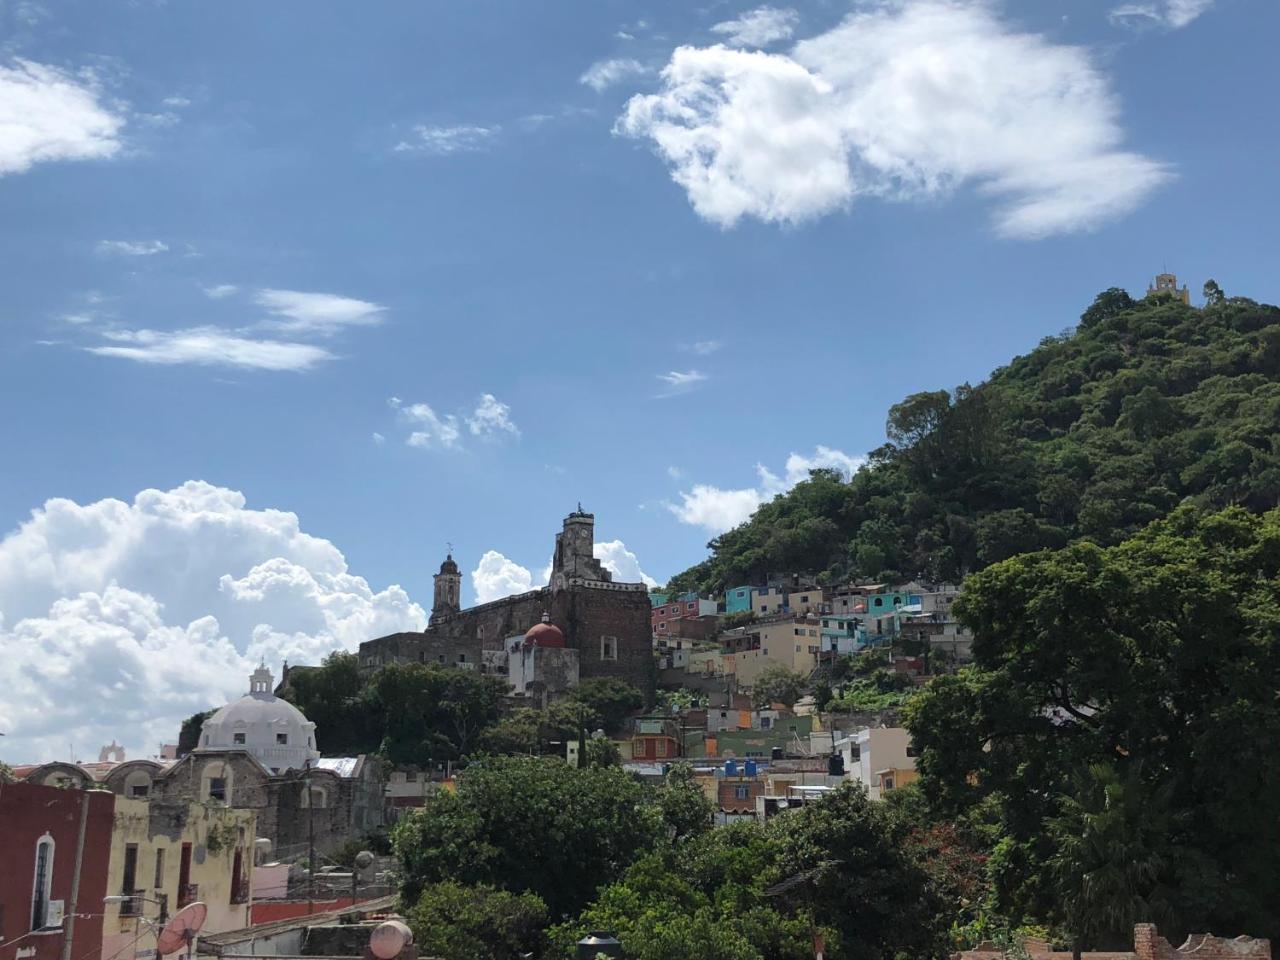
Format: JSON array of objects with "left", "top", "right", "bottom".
[{"left": 156, "top": 902, "right": 207, "bottom": 959}]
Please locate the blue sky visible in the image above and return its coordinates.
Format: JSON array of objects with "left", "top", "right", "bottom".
[{"left": 1, "top": 0, "right": 1277, "bottom": 759}]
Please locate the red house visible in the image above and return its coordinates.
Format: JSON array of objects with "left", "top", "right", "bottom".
[{"left": 0, "top": 783, "right": 114, "bottom": 960}]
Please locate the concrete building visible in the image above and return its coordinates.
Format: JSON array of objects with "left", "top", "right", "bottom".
[
  {"left": 0, "top": 783, "right": 113, "bottom": 960},
  {"left": 835, "top": 727, "right": 918, "bottom": 800},
  {"left": 728, "top": 617, "right": 822, "bottom": 686},
  {"left": 506, "top": 617, "right": 579, "bottom": 706},
  {"left": 724, "top": 586, "right": 754, "bottom": 615},
  {"left": 1146, "top": 272, "right": 1191, "bottom": 304},
  {"left": 360, "top": 509, "right": 653, "bottom": 689},
  {"left": 102, "top": 798, "right": 256, "bottom": 960}
]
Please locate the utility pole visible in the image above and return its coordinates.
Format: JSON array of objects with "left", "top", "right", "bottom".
[{"left": 60, "top": 790, "right": 91, "bottom": 960}]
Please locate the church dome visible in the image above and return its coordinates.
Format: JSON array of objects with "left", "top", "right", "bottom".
[
  {"left": 199, "top": 664, "right": 320, "bottom": 773},
  {"left": 438, "top": 553, "right": 459, "bottom": 576},
  {"left": 524, "top": 618, "right": 565, "bottom": 648}
]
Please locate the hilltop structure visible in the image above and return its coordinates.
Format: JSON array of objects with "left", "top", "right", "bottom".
[
  {"left": 1147, "top": 271, "right": 1191, "bottom": 303},
  {"left": 359, "top": 507, "right": 653, "bottom": 689}
]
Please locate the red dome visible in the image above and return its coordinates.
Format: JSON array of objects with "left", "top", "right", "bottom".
[{"left": 524, "top": 621, "right": 565, "bottom": 648}]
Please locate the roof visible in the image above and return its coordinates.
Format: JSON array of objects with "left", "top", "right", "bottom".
[
  {"left": 316, "top": 757, "right": 360, "bottom": 778},
  {"left": 197, "top": 895, "right": 398, "bottom": 952}
]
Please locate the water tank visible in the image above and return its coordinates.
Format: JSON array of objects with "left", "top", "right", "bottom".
[
  {"left": 745, "top": 759, "right": 758, "bottom": 777},
  {"left": 725, "top": 759, "right": 738, "bottom": 777},
  {"left": 577, "top": 932, "right": 622, "bottom": 959}
]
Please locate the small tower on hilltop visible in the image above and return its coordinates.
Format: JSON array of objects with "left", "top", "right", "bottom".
[
  {"left": 432, "top": 552, "right": 462, "bottom": 622},
  {"left": 1147, "top": 272, "right": 1190, "bottom": 304}
]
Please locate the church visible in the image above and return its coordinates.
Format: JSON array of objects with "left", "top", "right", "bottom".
[{"left": 358, "top": 507, "right": 654, "bottom": 690}]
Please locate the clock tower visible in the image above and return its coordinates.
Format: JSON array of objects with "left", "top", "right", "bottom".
[{"left": 550, "top": 505, "right": 609, "bottom": 590}]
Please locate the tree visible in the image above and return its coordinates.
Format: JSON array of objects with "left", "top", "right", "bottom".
[
  {"left": 566, "top": 678, "right": 644, "bottom": 735},
  {"left": 751, "top": 665, "right": 807, "bottom": 708},
  {"left": 281, "top": 652, "right": 373, "bottom": 755},
  {"left": 1203, "top": 279, "right": 1225, "bottom": 306},
  {"left": 405, "top": 881, "right": 548, "bottom": 960},
  {"left": 177, "top": 710, "right": 213, "bottom": 756},
  {"left": 907, "top": 505, "right": 1280, "bottom": 940},
  {"left": 365, "top": 662, "right": 508, "bottom": 765},
  {"left": 656, "top": 762, "right": 714, "bottom": 842},
  {"left": 582, "top": 737, "right": 622, "bottom": 768},
  {"left": 392, "top": 755, "right": 661, "bottom": 917}
]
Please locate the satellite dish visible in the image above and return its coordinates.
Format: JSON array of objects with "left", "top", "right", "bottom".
[
  {"left": 368, "top": 920, "right": 413, "bottom": 960},
  {"left": 155, "top": 902, "right": 207, "bottom": 957}
]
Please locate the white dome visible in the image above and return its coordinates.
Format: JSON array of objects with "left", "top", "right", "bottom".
[{"left": 199, "top": 664, "right": 320, "bottom": 773}]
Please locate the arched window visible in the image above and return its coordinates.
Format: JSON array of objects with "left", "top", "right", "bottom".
[{"left": 31, "top": 833, "right": 55, "bottom": 930}]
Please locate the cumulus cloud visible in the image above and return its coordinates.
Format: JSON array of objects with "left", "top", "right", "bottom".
[
  {"left": 255, "top": 288, "right": 385, "bottom": 336},
  {"left": 394, "top": 124, "right": 498, "bottom": 155},
  {"left": 669, "top": 445, "right": 864, "bottom": 533},
  {"left": 471, "top": 550, "right": 537, "bottom": 604},
  {"left": 580, "top": 58, "right": 650, "bottom": 92},
  {"left": 0, "top": 481, "right": 426, "bottom": 762},
  {"left": 0, "top": 59, "right": 124, "bottom": 177},
  {"left": 711, "top": 6, "right": 798, "bottom": 47},
  {"left": 390, "top": 394, "right": 519, "bottom": 450},
  {"left": 97, "top": 239, "right": 168, "bottom": 256},
  {"left": 467, "top": 394, "right": 520, "bottom": 438},
  {"left": 1109, "top": 0, "right": 1213, "bottom": 28},
  {"left": 594, "top": 539, "right": 658, "bottom": 588},
  {"left": 619, "top": 0, "right": 1169, "bottom": 238},
  {"left": 656, "top": 369, "right": 708, "bottom": 397},
  {"left": 86, "top": 327, "right": 333, "bottom": 372}
]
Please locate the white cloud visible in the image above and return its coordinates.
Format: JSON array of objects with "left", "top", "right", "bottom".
[
  {"left": 0, "top": 481, "right": 426, "bottom": 762},
  {"left": 86, "top": 327, "right": 333, "bottom": 372},
  {"left": 467, "top": 393, "right": 520, "bottom": 438},
  {"left": 669, "top": 445, "right": 864, "bottom": 533},
  {"left": 372, "top": 432, "right": 386, "bottom": 445},
  {"left": 162, "top": 95, "right": 192, "bottom": 107},
  {"left": 594, "top": 540, "right": 658, "bottom": 588},
  {"left": 201, "top": 283, "right": 238, "bottom": 299},
  {"left": 0, "top": 59, "right": 124, "bottom": 177},
  {"left": 1109, "top": 0, "right": 1213, "bottom": 28},
  {"left": 689, "top": 340, "right": 722, "bottom": 355},
  {"left": 471, "top": 550, "right": 535, "bottom": 604},
  {"left": 619, "top": 0, "right": 1169, "bottom": 238},
  {"left": 97, "top": 239, "right": 168, "bottom": 256},
  {"left": 255, "top": 288, "right": 385, "bottom": 336},
  {"left": 580, "top": 58, "right": 650, "bottom": 92},
  {"left": 394, "top": 124, "right": 498, "bottom": 155},
  {"left": 711, "top": 6, "right": 799, "bottom": 47},
  {"left": 400, "top": 402, "right": 462, "bottom": 450},
  {"left": 656, "top": 369, "right": 708, "bottom": 397}
]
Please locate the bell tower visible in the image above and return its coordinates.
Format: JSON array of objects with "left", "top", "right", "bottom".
[
  {"left": 550, "top": 505, "right": 609, "bottom": 590},
  {"left": 432, "top": 552, "right": 462, "bottom": 622}
]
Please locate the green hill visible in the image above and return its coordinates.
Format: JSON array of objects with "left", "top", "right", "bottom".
[{"left": 669, "top": 285, "right": 1280, "bottom": 594}]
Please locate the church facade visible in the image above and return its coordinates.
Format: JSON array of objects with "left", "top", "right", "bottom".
[{"left": 358, "top": 508, "right": 654, "bottom": 689}]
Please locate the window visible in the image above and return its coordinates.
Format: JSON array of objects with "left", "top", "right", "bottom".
[
  {"left": 882, "top": 776, "right": 895, "bottom": 791},
  {"left": 276, "top": 733, "right": 288, "bottom": 745},
  {"left": 794, "top": 628, "right": 803, "bottom": 636},
  {"left": 760, "top": 717, "right": 771, "bottom": 729},
  {"left": 734, "top": 785, "right": 750, "bottom": 800},
  {"left": 873, "top": 597, "right": 883, "bottom": 607},
  {"left": 809, "top": 629, "right": 817, "bottom": 637},
  {"left": 31, "top": 835, "right": 54, "bottom": 930},
  {"left": 233, "top": 733, "right": 246, "bottom": 745},
  {"left": 906, "top": 745, "right": 919, "bottom": 758},
  {"left": 601, "top": 636, "right": 617, "bottom": 660},
  {"left": 760, "top": 605, "right": 768, "bottom": 613},
  {"left": 129, "top": 783, "right": 149, "bottom": 799},
  {"left": 457, "top": 653, "right": 467, "bottom": 663},
  {"left": 795, "top": 645, "right": 801, "bottom": 653},
  {"left": 808, "top": 646, "right": 819, "bottom": 655},
  {"left": 154, "top": 848, "right": 166, "bottom": 890},
  {"left": 120, "top": 845, "right": 139, "bottom": 914},
  {"left": 208, "top": 777, "right": 227, "bottom": 802}
]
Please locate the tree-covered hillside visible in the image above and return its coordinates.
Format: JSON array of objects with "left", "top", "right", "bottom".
[{"left": 669, "top": 286, "right": 1280, "bottom": 594}]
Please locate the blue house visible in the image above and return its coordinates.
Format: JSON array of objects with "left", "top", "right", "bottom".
[{"left": 725, "top": 585, "right": 755, "bottom": 614}]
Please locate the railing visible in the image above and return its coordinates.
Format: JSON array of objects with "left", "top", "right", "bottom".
[{"left": 178, "top": 883, "right": 199, "bottom": 908}]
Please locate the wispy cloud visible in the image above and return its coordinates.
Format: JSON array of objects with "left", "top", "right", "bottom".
[
  {"left": 579, "top": 58, "right": 650, "bottom": 92},
  {"left": 711, "top": 6, "right": 798, "bottom": 47},
  {"left": 254, "top": 289, "right": 385, "bottom": 336},
  {"left": 394, "top": 124, "right": 499, "bottom": 155},
  {"left": 86, "top": 328, "right": 332, "bottom": 372},
  {"left": 1109, "top": 0, "right": 1213, "bottom": 28},
  {"left": 688, "top": 339, "right": 722, "bottom": 356},
  {"left": 390, "top": 394, "right": 520, "bottom": 451},
  {"left": 0, "top": 59, "right": 124, "bottom": 177},
  {"left": 96, "top": 239, "right": 168, "bottom": 256},
  {"left": 467, "top": 393, "right": 520, "bottom": 439},
  {"left": 162, "top": 95, "right": 191, "bottom": 108},
  {"left": 656, "top": 369, "right": 708, "bottom": 398},
  {"left": 201, "top": 284, "right": 238, "bottom": 300}
]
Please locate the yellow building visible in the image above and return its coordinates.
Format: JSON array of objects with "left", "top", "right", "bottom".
[
  {"left": 103, "top": 797, "right": 256, "bottom": 960},
  {"left": 1147, "top": 272, "right": 1190, "bottom": 304},
  {"left": 732, "top": 617, "right": 822, "bottom": 687}
]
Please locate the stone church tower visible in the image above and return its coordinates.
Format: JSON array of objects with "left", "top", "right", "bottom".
[
  {"left": 550, "top": 506, "right": 610, "bottom": 591},
  {"left": 431, "top": 553, "right": 462, "bottom": 623}
]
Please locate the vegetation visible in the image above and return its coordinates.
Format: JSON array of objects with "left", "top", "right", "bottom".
[
  {"left": 667, "top": 290, "right": 1280, "bottom": 593},
  {"left": 749, "top": 665, "right": 807, "bottom": 708},
  {"left": 906, "top": 504, "right": 1280, "bottom": 944},
  {"left": 405, "top": 882, "right": 549, "bottom": 960},
  {"left": 177, "top": 709, "right": 213, "bottom": 756}
]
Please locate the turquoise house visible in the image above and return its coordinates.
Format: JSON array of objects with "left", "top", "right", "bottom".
[{"left": 725, "top": 585, "right": 755, "bottom": 614}]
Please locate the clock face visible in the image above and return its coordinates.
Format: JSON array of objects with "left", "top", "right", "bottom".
[{"left": 578, "top": 528, "right": 590, "bottom": 541}]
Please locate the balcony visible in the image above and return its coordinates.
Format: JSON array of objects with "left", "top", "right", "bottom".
[{"left": 178, "top": 883, "right": 199, "bottom": 908}]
